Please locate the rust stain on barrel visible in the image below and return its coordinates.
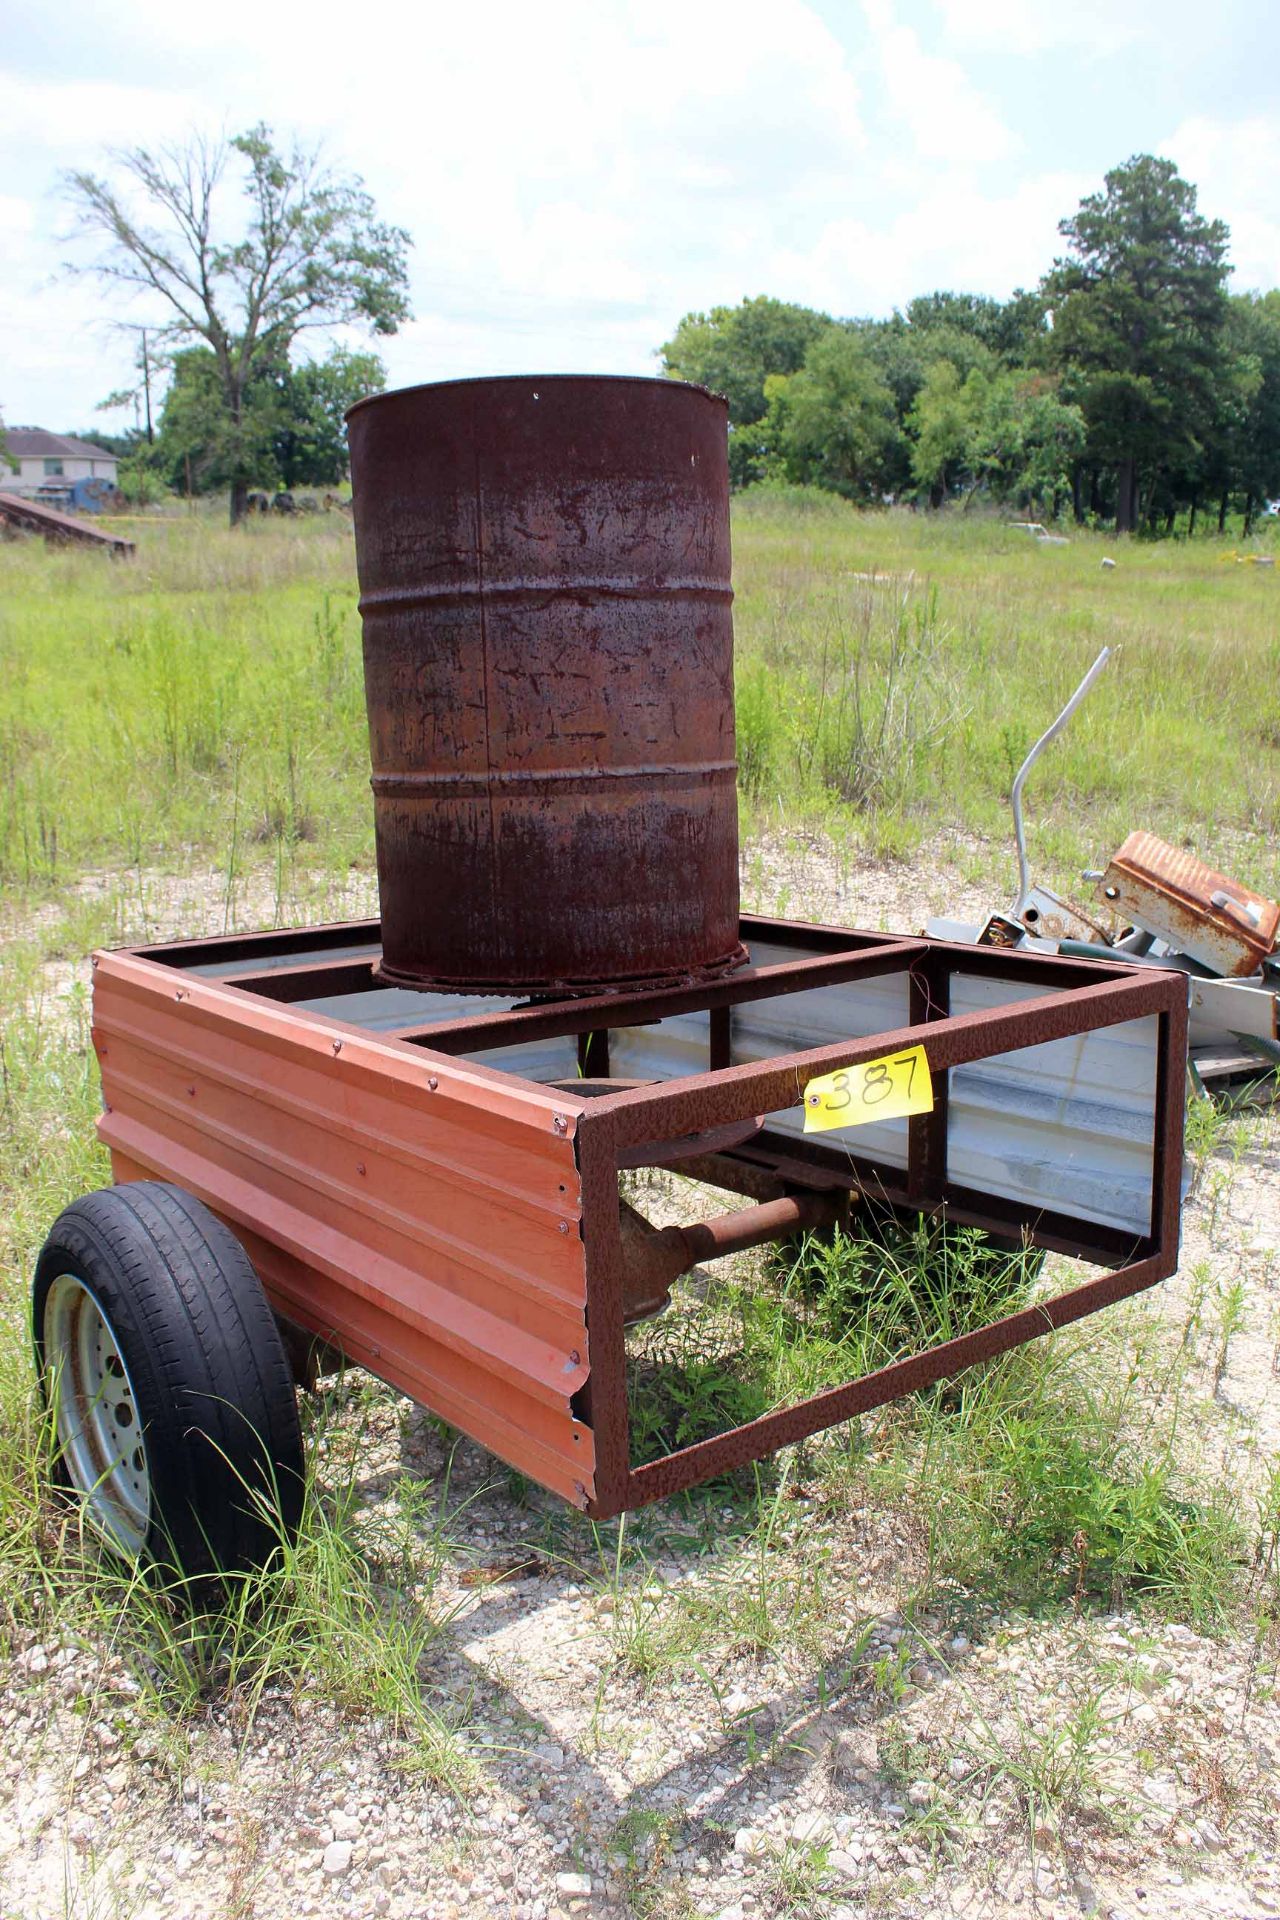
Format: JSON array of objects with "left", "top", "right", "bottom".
[{"left": 346, "top": 375, "right": 747, "bottom": 994}]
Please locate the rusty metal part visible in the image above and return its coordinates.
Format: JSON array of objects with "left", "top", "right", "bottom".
[
  {"left": 545, "top": 1078, "right": 764, "bottom": 1162},
  {"left": 619, "top": 1114, "right": 765, "bottom": 1169},
  {"left": 575, "top": 959, "right": 1186, "bottom": 1517},
  {"left": 346, "top": 375, "right": 747, "bottom": 995},
  {"left": 397, "top": 939, "right": 925, "bottom": 1054},
  {"left": 1017, "top": 885, "right": 1113, "bottom": 945},
  {"left": 977, "top": 912, "right": 1024, "bottom": 949},
  {"left": 0, "top": 490, "right": 135, "bottom": 555},
  {"left": 95, "top": 911, "right": 1187, "bottom": 1518},
  {"left": 617, "top": 1201, "right": 676, "bottom": 1323},
  {"left": 618, "top": 1191, "right": 848, "bottom": 1323},
  {"left": 1099, "top": 831, "right": 1280, "bottom": 977}
]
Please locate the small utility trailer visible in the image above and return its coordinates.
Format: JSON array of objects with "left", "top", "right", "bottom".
[
  {"left": 31, "top": 376, "right": 1189, "bottom": 1576},
  {"left": 33, "top": 907, "right": 1186, "bottom": 1575}
]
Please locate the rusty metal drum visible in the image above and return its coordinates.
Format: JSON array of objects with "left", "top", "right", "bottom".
[{"left": 346, "top": 375, "right": 747, "bottom": 993}]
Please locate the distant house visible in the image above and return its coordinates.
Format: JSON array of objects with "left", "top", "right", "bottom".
[{"left": 2, "top": 428, "right": 120, "bottom": 499}]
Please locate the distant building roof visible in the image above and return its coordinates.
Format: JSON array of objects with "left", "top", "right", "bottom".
[{"left": 3, "top": 428, "right": 118, "bottom": 461}]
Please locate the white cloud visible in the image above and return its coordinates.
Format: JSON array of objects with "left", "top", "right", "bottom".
[
  {"left": 768, "top": 167, "right": 1089, "bottom": 316},
  {"left": 930, "top": 0, "right": 1150, "bottom": 56},
  {"left": 861, "top": 0, "right": 1017, "bottom": 166},
  {"left": 1, "top": 0, "right": 876, "bottom": 421},
  {"left": 1164, "top": 115, "right": 1280, "bottom": 292},
  {"left": 0, "top": 73, "right": 196, "bottom": 150}
]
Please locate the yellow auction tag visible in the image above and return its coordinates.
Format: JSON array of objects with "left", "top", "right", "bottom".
[{"left": 803, "top": 1043, "right": 933, "bottom": 1132}]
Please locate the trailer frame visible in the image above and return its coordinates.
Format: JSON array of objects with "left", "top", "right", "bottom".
[{"left": 90, "top": 913, "right": 1187, "bottom": 1518}]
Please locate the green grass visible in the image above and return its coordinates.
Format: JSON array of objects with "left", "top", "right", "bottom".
[
  {"left": 0, "top": 513, "right": 364, "bottom": 897},
  {"left": 3, "top": 496, "right": 1278, "bottom": 908},
  {"left": 619, "top": 1214, "right": 1258, "bottom": 1632},
  {"left": 730, "top": 492, "right": 1280, "bottom": 889}
]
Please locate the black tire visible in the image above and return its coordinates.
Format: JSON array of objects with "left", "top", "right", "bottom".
[{"left": 33, "top": 1182, "right": 305, "bottom": 1581}]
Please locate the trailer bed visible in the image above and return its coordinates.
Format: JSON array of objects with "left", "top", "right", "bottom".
[{"left": 90, "top": 913, "right": 1187, "bottom": 1516}]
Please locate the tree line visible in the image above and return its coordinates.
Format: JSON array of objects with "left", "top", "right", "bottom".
[
  {"left": 662, "top": 156, "right": 1280, "bottom": 533},
  {"left": 46, "top": 136, "right": 1278, "bottom": 534}
]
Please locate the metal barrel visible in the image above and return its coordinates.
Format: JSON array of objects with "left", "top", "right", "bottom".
[{"left": 346, "top": 375, "right": 747, "bottom": 994}]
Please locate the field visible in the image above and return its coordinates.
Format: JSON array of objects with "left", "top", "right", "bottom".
[
  {"left": 1, "top": 499, "right": 1278, "bottom": 1920},
  {"left": 4, "top": 499, "right": 1280, "bottom": 906}
]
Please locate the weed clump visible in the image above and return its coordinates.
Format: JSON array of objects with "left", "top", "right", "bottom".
[
  {"left": 625, "top": 1198, "right": 1251, "bottom": 1624},
  {"left": 771, "top": 1203, "right": 1043, "bottom": 1359}
]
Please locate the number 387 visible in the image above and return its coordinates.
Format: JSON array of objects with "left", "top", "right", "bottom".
[{"left": 823, "top": 1052, "right": 918, "bottom": 1110}]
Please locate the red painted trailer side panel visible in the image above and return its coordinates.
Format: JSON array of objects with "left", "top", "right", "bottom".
[{"left": 91, "top": 951, "right": 595, "bottom": 1507}]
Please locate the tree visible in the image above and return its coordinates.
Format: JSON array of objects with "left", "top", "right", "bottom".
[
  {"left": 154, "top": 343, "right": 384, "bottom": 496},
  {"left": 64, "top": 125, "right": 411, "bottom": 523},
  {"left": 907, "top": 361, "right": 977, "bottom": 506},
  {"left": 1043, "top": 155, "right": 1230, "bottom": 532},
  {"left": 154, "top": 346, "right": 280, "bottom": 497},
  {"left": 271, "top": 347, "right": 386, "bottom": 488},
  {"left": 968, "top": 373, "right": 1086, "bottom": 511},
  {"left": 861, "top": 316, "right": 1000, "bottom": 490},
  {"left": 661, "top": 296, "right": 832, "bottom": 486},
  {"left": 1222, "top": 293, "right": 1280, "bottom": 533},
  {"left": 906, "top": 288, "right": 1048, "bottom": 364},
  {"left": 765, "top": 328, "right": 899, "bottom": 499}
]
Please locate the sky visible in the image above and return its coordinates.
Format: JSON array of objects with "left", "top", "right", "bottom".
[{"left": 2, "top": 0, "right": 1279, "bottom": 436}]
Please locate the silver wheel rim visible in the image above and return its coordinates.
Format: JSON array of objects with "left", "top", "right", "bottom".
[{"left": 43, "top": 1273, "right": 151, "bottom": 1556}]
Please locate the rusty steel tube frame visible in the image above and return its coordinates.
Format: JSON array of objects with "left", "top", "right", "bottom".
[
  {"left": 619, "top": 1190, "right": 848, "bottom": 1322},
  {"left": 568, "top": 955, "right": 1186, "bottom": 1519},
  {"left": 128, "top": 915, "right": 1188, "bottom": 1517}
]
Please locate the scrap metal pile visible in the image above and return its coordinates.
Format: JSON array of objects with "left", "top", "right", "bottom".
[{"left": 930, "top": 649, "right": 1280, "bottom": 1103}]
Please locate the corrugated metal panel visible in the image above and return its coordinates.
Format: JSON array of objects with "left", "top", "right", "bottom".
[
  {"left": 607, "top": 950, "right": 1165, "bottom": 1236},
  {"left": 945, "top": 974, "right": 1159, "bottom": 1235},
  {"left": 91, "top": 953, "right": 594, "bottom": 1507},
  {"left": 468, "top": 1038, "right": 582, "bottom": 1083},
  {"left": 285, "top": 934, "right": 825, "bottom": 1040},
  {"left": 190, "top": 940, "right": 383, "bottom": 979},
  {"left": 300, "top": 984, "right": 519, "bottom": 1034},
  {"left": 609, "top": 1011, "right": 710, "bottom": 1086},
  {"left": 727, "top": 947, "right": 912, "bottom": 1169}
]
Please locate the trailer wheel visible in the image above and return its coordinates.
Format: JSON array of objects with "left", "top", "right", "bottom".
[{"left": 33, "top": 1182, "right": 304, "bottom": 1580}]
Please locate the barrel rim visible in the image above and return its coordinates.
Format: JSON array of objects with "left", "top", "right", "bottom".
[{"left": 345, "top": 372, "right": 729, "bottom": 426}]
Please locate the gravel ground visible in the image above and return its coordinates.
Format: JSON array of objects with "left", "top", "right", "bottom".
[{"left": 2, "top": 830, "right": 1278, "bottom": 1920}]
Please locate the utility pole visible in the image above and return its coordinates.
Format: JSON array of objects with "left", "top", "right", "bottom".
[{"left": 141, "top": 330, "right": 153, "bottom": 444}]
